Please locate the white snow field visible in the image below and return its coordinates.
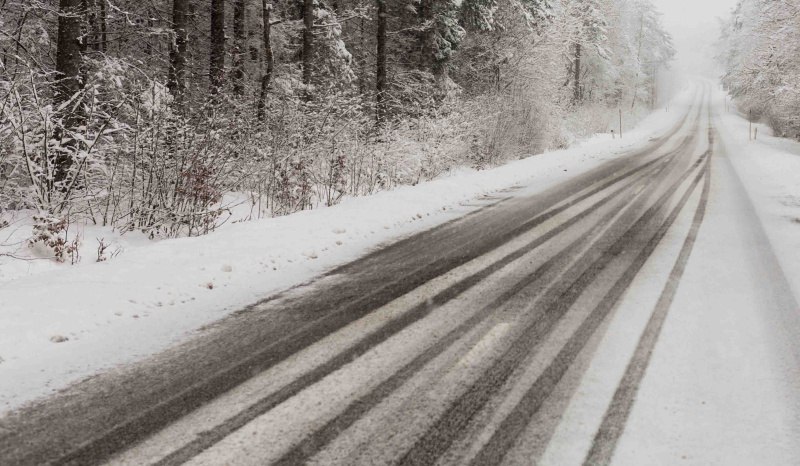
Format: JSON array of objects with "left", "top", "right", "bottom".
[{"left": 0, "top": 86, "right": 695, "bottom": 414}]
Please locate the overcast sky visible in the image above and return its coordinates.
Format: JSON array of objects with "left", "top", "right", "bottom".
[
  {"left": 651, "top": 0, "right": 740, "bottom": 76},
  {"left": 654, "top": 0, "right": 739, "bottom": 29}
]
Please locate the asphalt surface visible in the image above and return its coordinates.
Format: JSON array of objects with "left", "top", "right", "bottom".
[{"left": 0, "top": 83, "right": 752, "bottom": 465}]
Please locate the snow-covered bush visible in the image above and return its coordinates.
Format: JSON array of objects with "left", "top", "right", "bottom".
[
  {"left": 28, "top": 214, "right": 79, "bottom": 263},
  {"left": 718, "top": 0, "right": 800, "bottom": 139}
]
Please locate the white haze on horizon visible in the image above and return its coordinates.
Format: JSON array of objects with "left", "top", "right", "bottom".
[{"left": 650, "top": 0, "right": 740, "bottom": 101}]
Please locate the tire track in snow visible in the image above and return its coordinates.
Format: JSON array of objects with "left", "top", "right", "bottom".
[
  {"left": 141, "top": 89, "right": 708, "bottom": 466},
  {"left": 149, "top": 129, "right": 690, "bottom": 466},
  {"left": 47, "top": 150, "right": 673, "bottom": 466},
  {"left": 0, "top": 89, "right": 703, "bottom": 466},
  {"left": 582, "top": 120, "right": 715, "bottom": 466},
  {"left": 270, "top": 147, "right": 686, "bottom": 466},
  {"left": 399, "top": 144, "right": 710, "bottom": 466},
  {"left": 458, "top": 87, "right": 713, "bottom": 466}
]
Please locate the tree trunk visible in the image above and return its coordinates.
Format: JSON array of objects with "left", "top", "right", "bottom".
[
  {"left": 358, "top": 15, "right": 367, "bottom": 95},
  {"left": 631, "top": 13, "right": 644, "bottom": 110},
  {"left": 257, "top": 0, "right": 274, "bottom": 120},
  {"left": 86, "top": 0, "right": 99, "bottom": 52},
  {"left": 418, "top": 0, "right": 434, "bottom": 70},
  {"left": 99, "top": 0, "right": 107, "bottom": 53},
  {"left": 168, "top": 0, "right": 189, "bottom": 107},
  {"left": 573, "top": 42, "right": 582, "bottom": 103},
  {"left": 376, "top": 0, "right": 387, "bottom": 123},
  {"left": 302, "top": 0, "right": 314, "bottom": 86},
  {"left": 54, "top": 0, "right": 84, "bottom": 187},
  {"left": 145, "top": 17, "right": 154, "bottom": 58},
  {"left": 210, "top": 0, "right": 225, "bottom": 94},
  {"left": 232, "top": 0, "right": 246, "bottom": 96},
  {"left": 418, "top": 0, "right": 447, "bottom": 88},
  {"left": 651, "top": 64, "right": 657, "bottom": 108}
]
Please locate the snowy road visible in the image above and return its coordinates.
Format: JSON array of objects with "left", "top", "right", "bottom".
[{"left": 2, "top": 83, "right": 799, "bottom": 465}]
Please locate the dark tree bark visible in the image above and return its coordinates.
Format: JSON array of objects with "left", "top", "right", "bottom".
[
  {"left": 573, "top": 42, "right": 582, "bottom": 103},
  {"left": 98, "top": 0, "right": 107, "bottom": 53},
  {"left": 232, "top": 0, "right": 246, "bottom": 96},
  {"left": 418, "top": 0, "right": 434, "bottom": 71},
  {"left": 85, "top": 0, "right": 99, "bottom": 52},
  {"left": 145, "top": 17, "right": 154, "bottom": 58},
  {"left": 168, "top": 0, "right": 189, "bottom": 107},
  {"left": 257, "top": 0, "right": 274, "bottom": 120},
  {"left": 55, "top": 0, "right": 83, "bottom": 105},
  {"left": 84, "top": 0, "right": 105, "bottom": 53},
  {"left": 357, "top": 14, "right": 368, "bottom": 96},
  {"left": 376, "top": 0, "right": 387, "bottom": 123},
  {"left": 418, "top": 0, "right": 446, "bottom": 86},
  {"left": 302, "top": 0, "right": 313, "bottom": 86},
  {"left": 210, "top": 0, "right": 226, "bottom": 94},
  {"left": 54, "top": 0, "right": 84, "bottom": 186}
]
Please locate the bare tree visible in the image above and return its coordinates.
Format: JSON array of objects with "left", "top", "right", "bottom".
[
  {"left": 302, "top": 0, "right": 313, "bottom": 86},
  {"left": 54, "top": 0, "right": 85, "bottom": 186},
  {"left": 98, "top": 0, "right": 107, "bottom": 53},
  {"left": 232, "top": 0, "right": 246, "bottom": 96},
  {"left": 573, "top": 42, "right": 582, "bottom": 103},
  {"left": 376, "top": 0, "right": 387, "bottom": 123},
  {"left": 418, "top": 0, "right": 435, "bottom": 72},
  {"left": 210, "top": 0, "right": 226, "bottom": 94},
  {"left": 258, "top": 0, "right": 274, "bottom": 120},
  {"left": 168, "top": 0, "right": 190, "bottom": 107}
]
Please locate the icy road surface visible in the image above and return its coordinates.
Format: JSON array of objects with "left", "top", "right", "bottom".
[{"left": 1, "top": 82, "right": 799, "bottom": 465}]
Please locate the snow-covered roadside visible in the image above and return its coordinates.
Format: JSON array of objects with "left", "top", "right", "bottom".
[
  {"left": 713, "top": 87, "right": 800, "bottom": 298},
  {"left": 523, "top": 82, "right": 800, "bottom": 466},
  {"left": 609, "top": 85, "right": 800, "bottom": 466},
  {"left": 0, "top": 87, "right": 694, "bottom": 414}
]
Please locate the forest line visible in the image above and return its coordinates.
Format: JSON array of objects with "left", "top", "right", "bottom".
[{"left": 0, "top": 0, "right": 674, "bottom": 259}]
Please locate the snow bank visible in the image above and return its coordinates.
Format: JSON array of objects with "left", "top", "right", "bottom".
[
  {"left": 713, "top": 86, "right": 800, "bottom": 299},
  {"left": 0, "top": 87, "right": 694, "bottom": 414}
]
